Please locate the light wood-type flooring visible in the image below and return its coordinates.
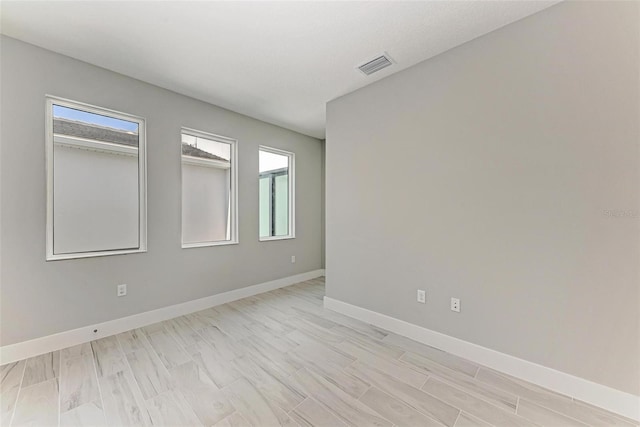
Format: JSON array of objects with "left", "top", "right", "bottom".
[{"left": 1, "top": 277, "right": 637, "bottom": 426}]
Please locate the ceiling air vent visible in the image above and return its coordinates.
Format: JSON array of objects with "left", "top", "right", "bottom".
[{"left": 358, "top": 54, "right": 393, "bottom": 76}]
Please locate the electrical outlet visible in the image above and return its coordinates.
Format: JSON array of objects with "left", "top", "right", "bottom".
[
  {"left": 117, "top": 284, "right": 127, "bottom": 297},
  {"left": 417, "top": 290, "right": 426, "bottom": 304},
  {"left": 291, "top": 255, "right": 296, "bottom": 263},
  {"left": 451, "top": 297, "right": 460, "bottom": 312}
]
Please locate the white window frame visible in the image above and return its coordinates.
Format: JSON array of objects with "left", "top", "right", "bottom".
[
  {"left": 181, "top": 127, "right": 239, "bottom": 248},
  {"left": 45, "top": 95, "right": 147, "bottom": 261},
  {"left": 259, "top": 145, "right": 295, "bottom": 241}
]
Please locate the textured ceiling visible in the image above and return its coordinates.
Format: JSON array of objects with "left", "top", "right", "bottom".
[{"left": 1, "top": 1, "right": 560, "bottom": 139}]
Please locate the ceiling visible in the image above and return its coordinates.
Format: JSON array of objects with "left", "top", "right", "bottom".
[{"left": 1, "top": 1, "right": 560, "bottom": 139}]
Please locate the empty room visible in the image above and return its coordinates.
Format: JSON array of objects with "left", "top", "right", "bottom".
[{"left": 0, "top": 1, "right": 638, "bottom": 426}]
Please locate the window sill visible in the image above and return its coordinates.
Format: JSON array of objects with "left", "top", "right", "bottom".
[
  {"left": 46, "top": 247, "right": 147, "bottom": 261},
  {"left": 259, "top": 235, "right": 296, "bottom": 242},
  {"left": 182, "top": 240, "right": 239, "bottom": 249}
]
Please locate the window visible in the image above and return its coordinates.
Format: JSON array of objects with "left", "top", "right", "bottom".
[
  {"left": 45, "top": 96, "right": 147, "bottom": 260},
  {"left": 181, "top": 128, "right": 238, "bottom": 247},
  {"left": 259, "top": 146, "right": 295, "bottom": 240}
]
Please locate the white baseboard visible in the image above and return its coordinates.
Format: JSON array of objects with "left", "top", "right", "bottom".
[
  {"left": 0, "top": 269, "right": 324, "bottom": 365},
  {"left": 324, "top": 296, "right": 640, "bottom": 422}
]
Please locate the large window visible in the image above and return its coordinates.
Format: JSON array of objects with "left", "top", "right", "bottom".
[
  {"left": 45, "top": 96, "right": 147, "bottom": 260},
  {"left": 181, "top": 128, "right": 238, "bottom": 247},
  {"left": 259, "top": 146, "right": 294, "bottom": 240}
]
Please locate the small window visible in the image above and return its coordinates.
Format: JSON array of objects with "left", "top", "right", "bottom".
[
  {"left": 181, "top": 128, "right": 238, "bottom": 247},
  {"left": 46, "top": 96, "right": 147, "bottom": 260},
  {"left": 259, "top": 146, "right": 295, "bottom": 240}
]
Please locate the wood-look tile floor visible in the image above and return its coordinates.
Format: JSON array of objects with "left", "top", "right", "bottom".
[{"left": 1, "top": 277, "right": 637, "bottom": 427}]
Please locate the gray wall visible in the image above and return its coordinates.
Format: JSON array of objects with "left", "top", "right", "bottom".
[
  {"left": 0, "top": 36, "right": 323, "bottom": 346},
  {"left": 326, "top": 1, "right": 639, "bottom": 395}
]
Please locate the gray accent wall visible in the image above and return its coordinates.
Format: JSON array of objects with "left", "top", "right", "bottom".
[
  {"left": 0, "top": 36, "right": 323, "bottom": 346},
  {"left": 326, "top": 1, "right": 639, "bottom": 395}
]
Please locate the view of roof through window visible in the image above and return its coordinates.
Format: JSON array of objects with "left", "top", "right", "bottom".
[
  {"left": 52, "top": 104, "right": 140, "bottom": 147},
  {"left": 181, "top": 134, "right": 231, "bottom": 162},
  {"left": 53, "top": 105, "right": 139, "bottom": 133}
]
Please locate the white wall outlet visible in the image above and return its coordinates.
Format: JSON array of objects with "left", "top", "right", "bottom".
[
  {"left": 417, "top": 289, "right": 426, "bottom": 304},
  {"left": 451, "top": 297, "right": 460, "bottom": 312},
  {"left": 117, "top": 284, "right": 127, "bottom": 297},
  {"left": 291, "top": 255, "right": 296, "bottom": 263}
]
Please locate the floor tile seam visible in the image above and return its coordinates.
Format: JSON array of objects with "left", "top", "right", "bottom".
[
  {"left": 418, "top": 377, "right": 511, "bottom": 426},
  {"left": 398, "top": 351, "right": 494, "bottom": 390},
  {"left": 353, "top": 384, "right": 398, "bottom": 426},
  {"left": 114, "top": 330, "right": 156, "bottom": 420},
  {"left": 517, "top": 397, "right": 598, "bottom": 427},
  {"left": 426, "top": 368, "right": 520, "bottom": 413},
  {"left": 451, "top": 410, "right": 462, "bottom": 427},
  {"left": 572, "top": 399, "right": 640, "bottom": 426},
  {"left": 285, "top": 395, "right": 307, "bottom": 415},
  {"left": 421, "top": 376, "right": 542, "bottom": 424},
  {"left": 474, "top": 372, "right": 610, "bottom": 426},
  {"left": 86, "top": 342, "right": 108, "bottom": 426},
  {"left": 7, "top": 357, "right": 35, "bottom": 427},
  {"left": 359, "top": 384, "right": 449, "bottom": 427},
  {"left": 346, "top": 361, "right": 453, "bottom": 427}
]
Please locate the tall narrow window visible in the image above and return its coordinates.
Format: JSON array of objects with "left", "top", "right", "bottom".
[
  {"left": 259, "top": 146, "right": 295, "bottom": 240},
  {"left": 45, "top": 96, "right": 147, "bottom": 260},
  {"left": 181, "top": 128, "right": 238, "bottom": 247}
]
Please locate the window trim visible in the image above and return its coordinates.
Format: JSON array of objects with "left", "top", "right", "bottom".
[
  {"left": 45, "top": 95, "right": 147, "bottom": 261},
  {"left": 259, "top": 145, "right": 295, "bottom": 242},
  {"left": 180, "top": 127, "right": 239, "bottom": 249}
]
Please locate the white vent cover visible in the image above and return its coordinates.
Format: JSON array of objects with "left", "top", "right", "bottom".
[{"left": 358, "top": 54, "right": 393, "bottom": 75}]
